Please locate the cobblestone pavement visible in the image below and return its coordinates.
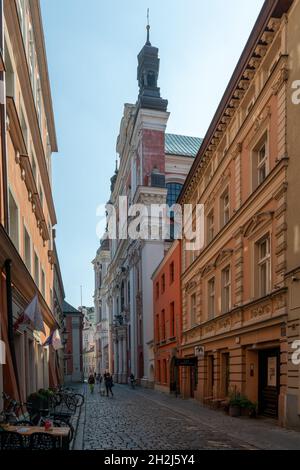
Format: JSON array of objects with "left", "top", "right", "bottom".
[
  {"left": 74, "top": 384, "right": 300, "bottom": 450},
  {"left": 71, "top": 384, "right": 290, "bottom": 450}
]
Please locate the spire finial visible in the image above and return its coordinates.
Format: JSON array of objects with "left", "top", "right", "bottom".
[{"left": 146, "top": 8, "right": 151, "bottom": 45}]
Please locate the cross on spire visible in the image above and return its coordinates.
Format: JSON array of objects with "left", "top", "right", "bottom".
[{"left": 146, "top": 8, "right": 151, "bottom": 46}]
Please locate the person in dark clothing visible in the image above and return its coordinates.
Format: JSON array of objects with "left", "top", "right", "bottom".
[
  {"left": 88, "top": 374, "right": 95, "bottom": 393},
  {"left": 104, "top": 372, "right": 114, "bottom": 397}
]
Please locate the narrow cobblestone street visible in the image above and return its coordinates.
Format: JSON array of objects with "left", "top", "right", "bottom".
[{"left": 74, "top": 385, "right": 300, "bottom": 450}]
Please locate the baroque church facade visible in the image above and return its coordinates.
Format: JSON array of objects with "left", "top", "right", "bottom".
[{"left": 93, "top": 25, "right": 202, "bottom": 386}]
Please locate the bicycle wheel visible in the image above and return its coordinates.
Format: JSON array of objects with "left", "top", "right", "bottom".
[
  {"left": 74, "top": 394, "right": 84, "bottom": 408},
  {"left": 64, "top": 394, "right": 77, "bottom": 412}
]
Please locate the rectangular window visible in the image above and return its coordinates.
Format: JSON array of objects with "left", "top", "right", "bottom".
[
  {"left": 221, "top": 266, "right": 231, "bottom": 313},
  {"left": 34, "top": 253, "right": 39, "bottom": 288},
  {"left": 190, "top": 293, "right": 197, "bottom": 327},
  {"left": 161, "top": 274, "right": 165, "bottom": 294},
  {"left": 220, "top": 188, "right": 230, "bottom": 228},
  {"left": 29, "top": 28, "right": 35, "bottom": 95},
  {"left": 161, "top": 309, "right": 166, "bottom": 340},
  {"left": 169, "top": 261, "right": 175, "bottom": 284},
  {"left": 156, "top": 314, "right": 160, "bottom": 342},
  {"left": 257, "top": 236, "right": 271, "bottom": 297},
  {"left": 157, "top": 360, "right": 161, "bottom": 383},
  {"left": 24, "top": 226, "right": 31, "bottom": 273},
  {"left": 9, "top": 191, "right": 19, "bottom": 250},
  {"left": 41, "top": 269, "right": 46, "bottom": 298},
  {"left": 208, "top": 278, "right": 215, "bottom": 319},
  {"left": 156, "top": 282, "right": 159, "bottom": 300},
  {"left": 170, "top": 302, "right": 175, "bottom": 338},
  {"left": 252, "top": 134, "right": 268, "bottom": 190},
  {"left": 207, "top": 210, "right": 214, "bottom": 243}
]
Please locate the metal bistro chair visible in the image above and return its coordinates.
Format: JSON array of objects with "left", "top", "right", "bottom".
[
  {"left": 29, "top": 432, "right": 58, "bottom": 451},
  {"left": 0, "top": 431, "right": 25, "bottom": 450}
]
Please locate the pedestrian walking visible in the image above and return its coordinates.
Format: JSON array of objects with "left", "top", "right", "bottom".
[
  {"left": 88, "top": 373, "right": 95, "bottom": 393},
  {"left": 99, "top": 374, "right": 106, "bottom": 396},
  {"left": 104, "top": 372, "right": 114, "bottom": 397},
  {"left": 130, "top": 373, "right": 136, "bottom": 389}
]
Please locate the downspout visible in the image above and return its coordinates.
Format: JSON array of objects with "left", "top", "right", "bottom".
[
  {"left": 4, "top": 259, "right": 22, "bottom": 405},
  {"left": 0, "top": 0, "right": 8, "bottom": 231}
]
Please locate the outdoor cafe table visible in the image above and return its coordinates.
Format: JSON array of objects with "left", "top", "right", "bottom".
[{"left": 2, "top": 424, "right": 70, "bottom": 449}]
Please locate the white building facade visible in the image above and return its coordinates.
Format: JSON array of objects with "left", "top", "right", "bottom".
[{"left": 95, "top": 28, "right": 202, "bottom": 386}]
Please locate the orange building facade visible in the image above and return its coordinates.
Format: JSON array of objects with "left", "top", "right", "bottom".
[
  {"left": 0, "top": 0, "right": 62, "bottom": 409},
  {"left": 153, "top": 241, "right": 183, "bottom": 394},
  {"left": 178, "top": 0, "right": 299, "bottom": 429}
]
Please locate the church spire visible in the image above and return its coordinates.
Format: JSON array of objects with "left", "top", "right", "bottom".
[
  {"left": 136, "top": 9, "right": 168, "bottom": 112},
  {"left": 146, "top": 8, "right": 151, "bottom": 46}
]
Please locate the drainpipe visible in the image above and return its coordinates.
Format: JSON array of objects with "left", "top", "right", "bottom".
[
  {"left": 4, "top": 260, "right": 22, "bottom": 404},
  {"left": 0, "top": 0, "right": 8, "bottom": 231}
]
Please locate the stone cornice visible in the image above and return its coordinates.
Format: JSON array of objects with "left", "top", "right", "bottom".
[
  {"left": 179, "top": 8, "right": 289, "bottom": 205},
  {"left": 133, "top": 185, "right": 167, "bottom": 205}
]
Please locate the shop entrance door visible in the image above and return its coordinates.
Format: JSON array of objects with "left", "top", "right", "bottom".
[{"left": 258, "top": 349, "right": 280, "bottom": 418}]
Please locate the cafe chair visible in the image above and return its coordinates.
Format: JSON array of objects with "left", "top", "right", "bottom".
[
  {"left": 0, "top": 431, "right": 25, "bottom": 450},
  {"left": 29, "top": 432, "right": 57, "bottom": 451}
]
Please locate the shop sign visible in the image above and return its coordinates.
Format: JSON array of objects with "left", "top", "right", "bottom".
[{"left": 175, "top": 357, "right": 197, "bottom": 367}]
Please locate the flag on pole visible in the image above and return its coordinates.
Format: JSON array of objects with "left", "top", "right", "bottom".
[
  {"left": 43, "top": 330, "right": 55, "bottom": 347},
  {"left": 14, "top": 295, "right": 46, "bottom": 335},
  {"left": 43, "top": 329, "right": 63, "bottom": 351}
]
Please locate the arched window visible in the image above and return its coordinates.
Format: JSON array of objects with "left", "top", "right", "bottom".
[{"left": 166, "top": 183, "right": 183, "bottom": 208}]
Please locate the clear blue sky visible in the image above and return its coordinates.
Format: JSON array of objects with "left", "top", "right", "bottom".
[{"left": 40, "top": 0, "right": 264, "bottom": 308}]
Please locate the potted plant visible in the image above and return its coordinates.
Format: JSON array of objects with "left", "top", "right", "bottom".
[
  {"left": 27, "top": 392, "right": 46, "bottom": 412},
  {"left": 247, "top": 401, "right": 257, "bottom": 418},
  {"left": 228, "top": 396, "right": 241, "bottom": 417}
]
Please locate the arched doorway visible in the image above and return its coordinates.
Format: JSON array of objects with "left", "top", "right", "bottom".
[{"left": 149, "top": 365, "right": 154, "bottom": 383}]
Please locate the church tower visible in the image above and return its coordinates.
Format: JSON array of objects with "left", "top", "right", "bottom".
[{"left": 137, "top": 17, "right": 168, "bottom": 112}]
